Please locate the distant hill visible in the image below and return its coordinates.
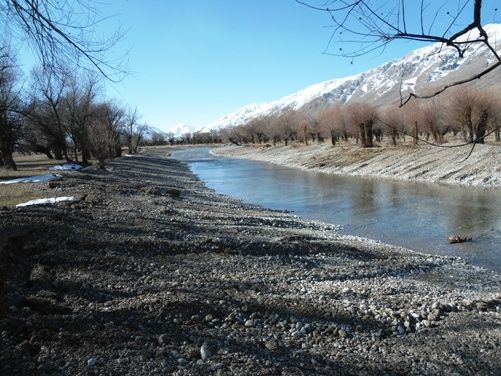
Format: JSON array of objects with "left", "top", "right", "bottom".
[
  {"left": 143, "top": 124, "right": 191, "bottom": 140},
  {"left": 199, "top": 23, "right": 501, "bottom": 133}
]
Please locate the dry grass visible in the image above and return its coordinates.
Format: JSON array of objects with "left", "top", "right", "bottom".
[
  {"left": 0, "top": 153, "right": 63, "bottom": 179},
  {"left": 0, "top": 153, "right": 68, "bottom": 207},
  {"left": 0, "top": 183, "right": 51, "bottom": 207}
]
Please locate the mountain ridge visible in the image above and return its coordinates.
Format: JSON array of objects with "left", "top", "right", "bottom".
[{"left": 199, "top": 23, "right": 501, "bottom": 133}]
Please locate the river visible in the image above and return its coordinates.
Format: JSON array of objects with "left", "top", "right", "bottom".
[{"left": 173, "top": 148, "right": 501, "bottom": 272}]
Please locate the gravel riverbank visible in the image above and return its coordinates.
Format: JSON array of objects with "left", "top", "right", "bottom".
[
  {"left": 212, "top": 143, "right": 501, "bottom": 188},
  {"left": 1, "top": 150, "right": 500, "bottom": 375}
]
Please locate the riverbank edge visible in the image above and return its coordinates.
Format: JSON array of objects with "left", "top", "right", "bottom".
[
  {"left": 211, "top": 143, "right": 501, "bottom": 189},
  {"left": 1, "top": 149, "right": 500, "bottom": 375}
]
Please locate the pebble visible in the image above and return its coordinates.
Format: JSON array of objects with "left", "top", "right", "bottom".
[
  {"left": 158, "top": 333, "right": 168, "bottom": 346},
  {"left": 87, "top": 357, "right": 97, "bottom": 367},
  {"left": 244, "top": 319, "right": 255, "bottom": 327},
  {"left": 200, "top": 342, "right": 212, "bottom": 361}
]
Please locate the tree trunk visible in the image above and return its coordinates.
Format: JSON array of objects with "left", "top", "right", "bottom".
[
  {"left": 359, "top": 123, "right": 366, "bottom": 147},
  {"left": 361, "top": 121, "right": 374, "bottom": 148},
  {"left": 496, "top": 128, "right": 500, "bottom": 142},
  {"left": 53, "top": 145, "right": 63, "bottom": 160},
  {"left": 114, "top": 143, "right": 122, "bottom": 157},
  {"left": 413, "top": 121, "right": 418, "bottom": 145},
  {"left": 1, "top": 151, "right": 17, "bottom": 170},
  {"left": 330, "top": 131, "right": 336, "bottom": 146},
  {"left": 475, "top": 109, "right": 489, "bottom": 144},
  {"left": 81, "top": 147, "right": 91, "bottom": 165},
  {"left": 98, "top": 157, "right": 106, "bottom": 169},
  {"left": 465, "top": 111, "right": 474, "bottom": 143},
  {"left": 429, "top": 124, "right": 438, "bottom": 142}
]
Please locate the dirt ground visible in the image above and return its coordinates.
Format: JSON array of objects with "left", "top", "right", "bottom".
[{"left": 0, "top": 149, "right": 500, "bottom": 375}]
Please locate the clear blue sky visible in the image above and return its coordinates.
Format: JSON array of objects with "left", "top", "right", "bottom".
[
  {"left": 101, "top": 0, "right": 422, "bottom": 132},
  {"left": 17, "top": 0, "right": 501, "bottom": 132}
]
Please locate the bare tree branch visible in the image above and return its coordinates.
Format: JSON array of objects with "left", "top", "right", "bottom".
[
  {"left": 1, "top": 0, "right": 128, "bottom": 81},
  {"left": 298, "top": 0, "right": 500, "bottom": 101}
]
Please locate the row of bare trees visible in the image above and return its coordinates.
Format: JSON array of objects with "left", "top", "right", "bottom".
[
  {"left": 214, "top": 88, "right": 501, "bottom": 149},
  {"left": 0, "top": 52, "right": 146, "bottom": 171}
]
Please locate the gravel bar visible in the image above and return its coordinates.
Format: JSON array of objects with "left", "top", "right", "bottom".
[{"left": 0, "top": 150, "right": 500, "bottom": 375}]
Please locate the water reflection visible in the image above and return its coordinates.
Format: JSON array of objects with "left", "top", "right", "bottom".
[{"left": 173, "top": 148, "right": 501, "bottom": 272}]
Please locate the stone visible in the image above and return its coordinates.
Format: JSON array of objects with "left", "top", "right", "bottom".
[
  {"left": 200, "top": 342, "right": 213, "bottom": 361},
  {"left": 338, "top": 329, "right": 348, "bottom": 339},
  {"left": 265, "top": 340, "right": 277, "bottom": 351},
  {"left": 87, "top": 357, "right": 97, "bottom": 367},
  {"left": 158, "top": 333, "right": 168, "bottom": 346},
  {"left": 48, "top": 180, "right": 62, "bottom": 188},
  {"left": 427, "top": 310, "right": 440, "bottom": 322},
  {"left": 244, "top": 319, "right": 255, "bottom": 327}
]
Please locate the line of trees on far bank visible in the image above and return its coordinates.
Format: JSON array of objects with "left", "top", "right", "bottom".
[
  {"left": 0, "top": 52, "right": 149, "bottom": 171},
  {"left": 184, "top": 87, "right": 500, "bottom": 149}
]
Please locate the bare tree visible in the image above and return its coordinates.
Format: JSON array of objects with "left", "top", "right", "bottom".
[
  {"left": 346, "top": 103, "right": 378, "bottom": 147},
  {"left": 380, "top": 106, "right": 402, "bottom": 146},
  {"left": 319, "top": 105, "right": 343, "bottom": 145},
  {"left": 132, "top": 123, "right": 148, "bottom": 153},
  {"left": 420, "top": 100, "right": 449, "bottom": 143},
  {"left": 87, "top": 102, "right": 122, "bottom": 169},
  {"left": 277, "top": 109, "right": 298, "bottom": 146},
  {"left": 0, "top": 50, "right": 21, "bottom": 170},
  {"left": 122, "top": 107, "right": 141, "bottom": 154},
  {"left": 1, "top": 0, "right": 127, "bottom": 81},
  {"left": 299, "top": 0, "right": 500, "bottom": 103},
  {"left": 63, "top": 74, "right": 99, "bottom": 164},
  {"left": 27, "top": 67, "right": 70, "bottom": 160}
]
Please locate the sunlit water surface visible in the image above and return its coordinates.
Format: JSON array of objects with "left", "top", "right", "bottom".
[{"left": 173, "top": 148, "right": 501, "bottom": 272}]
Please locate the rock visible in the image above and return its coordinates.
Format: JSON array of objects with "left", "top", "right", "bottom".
[
  {"left": 476, "top": 301, "right": 489, "bottom": 311},
  {"left": 48, "top": 180, "right": 62, "bottom": 188},
  {"left": 244, "top": 319, "right": 255, "bottom": 327},
  {"left": 448, "top": 234, "right": 472, "bottom": 244},
  {"left": 200, "top": 342, "right": 213, "bottom": 361},
  {"left": 158, "top": 333, "right": 168, "bottom": 346},
  {"left": 87, "top": 357, "right": 97, "bottom": 367},
  {"left": 338, "top": 329, "right": 348, "bottom": 339},
  {"left": 265, "top": 340, "right": 277, "bottom": 351},
  {"left": 427, "top": 310, "right": 441, "bottom": 322}
]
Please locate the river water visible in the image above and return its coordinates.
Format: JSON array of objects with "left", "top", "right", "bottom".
[{"left": 173, "top": 148, "right": 501, "bottom": 272}]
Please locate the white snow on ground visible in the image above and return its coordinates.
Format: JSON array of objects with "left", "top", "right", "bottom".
[
  {"left": 16, "top": 196, "right": 76, "bottom": 208},
  {"left": 49, "top": 163, "right": 82, "bottom": 171},
  {"left": 0, "top": 174, "right": 61, "bottom": 185}
]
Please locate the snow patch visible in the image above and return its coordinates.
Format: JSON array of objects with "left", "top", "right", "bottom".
[
  {"left": 49, "top": 163, "right": 82, "bottom": 171},
  {"left": 0, "top": 174, "right": 61, "bottom": 185},
  {"left": 16, "top": 196, "right": 76, "bottom": 208}
]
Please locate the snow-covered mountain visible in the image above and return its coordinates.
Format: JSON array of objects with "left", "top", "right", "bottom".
[
  {"left": 143, "top": 125, "right": 169, "bottom": 140},
  {"left": 165, "top": 124, "right": 192, "bottom": 138},
  {"left": 199, "top": 24, "right": 501, "bottom": 133},
  {"left": 143, "top": 124, "right": 192, "bottom": 140}
]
